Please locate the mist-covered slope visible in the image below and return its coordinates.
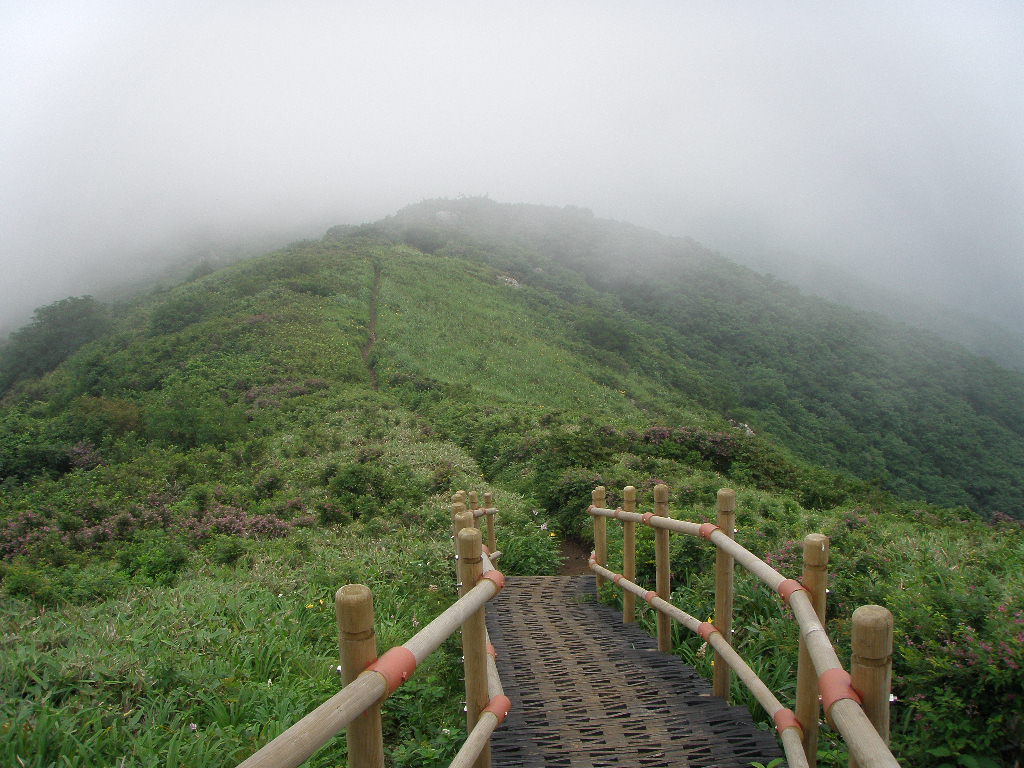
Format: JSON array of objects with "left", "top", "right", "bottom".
[
  {"left": 725, "top": 246, "right": 1024, "bottom": 373},
  {"left": 1, "top": 202, "right": 1022, "bottom": 765},
  {"left": 370, "top": 198, "right": 1024, "bottom": 518}
]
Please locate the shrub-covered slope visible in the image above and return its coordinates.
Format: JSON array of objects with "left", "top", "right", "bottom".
[
  {"left": 1, "top": 206, "right": 1022, "bottom": 766},
  {"left": 376, "top": 199, "right": 1024, "bottom": 519}
]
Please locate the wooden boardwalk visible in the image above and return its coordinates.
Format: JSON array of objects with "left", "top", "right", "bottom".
[{"left": 486, "top": 575, "right": 784, "bottom": 768}]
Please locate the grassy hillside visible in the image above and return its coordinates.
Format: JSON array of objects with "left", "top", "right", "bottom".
[
  {"left": 377, "top": 199, "right": 1024, "bottom": 519},
  {"left": 1, "top": 205, "right": 1022, "bottom": 766}
]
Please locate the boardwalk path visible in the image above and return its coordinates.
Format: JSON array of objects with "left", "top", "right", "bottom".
[{"left": 486, "top": 575, "right": 783, "bottom": 768}]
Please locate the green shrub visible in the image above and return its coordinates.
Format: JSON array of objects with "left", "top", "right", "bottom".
[
  {"left": 117, "top": 530, "right": 189, "bottom": 585},
  {"left": 1, "top": 562, "right": 54, "bottom": 602},
  {"left": 206, "top": 534, "right": 248, "bottom": 566}
]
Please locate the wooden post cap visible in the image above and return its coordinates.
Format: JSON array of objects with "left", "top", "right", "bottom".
[
  {"left": 653, "top": 484, "right": 669, "bottom": 503},
  {"left": 336, "top": 584, "right": 375, "bottom": 635},
  {"left": 468, "top": 491, "right": 479, "bottom": 507},
  {"left": 483, "top": 492, "right": 493, "bottom": 506},
  {"left": 457, "top": 527, "right": 483, "bottom": 560},
  {"left": 803, "top": 533, "right": 830, "bottom": 566},
  {"left": 852, "top": 605, "right": 894, "bottom": 658},
  {"left": 592, "top": 486, "right": 606, "bottom": 506},
  {"left": 454, "top": 510, "right": 475, "bottom": 535},
  {"left": 716, "top": 488, "right": 736, "bottom": 511},
  {"left": 623, "top": 485, "right": 636, "bottom": 503}
]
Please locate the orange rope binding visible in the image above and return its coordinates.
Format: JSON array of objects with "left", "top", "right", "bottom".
[
  {"left": 819, "top": 668, "right": 862, "bottom": 715},
  {"left": 367, "top": 646, "right": 417, "bottom": 694},
  {"left": 772, "top": 708, "right": 802, "bottom": 736},
  {"left": 697, "top": 622, "right": 717, "bottom": 641},
  {"left": 699, "top": 522, "right": 719, "bottom": 539},
  {"left": 481, "top": 569, "right": 505, "bottom": 593},
  {"left": 776, "top": 578, "right": 807, "bottom": 605},
  {"left": 482, "top": 694, "right": 512, "bottom": 725}
]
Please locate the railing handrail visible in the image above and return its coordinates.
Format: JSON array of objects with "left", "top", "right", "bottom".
[
  {"left": 588, "top": 490, "right": 901, "bottom": 768},
  {"left": 236, "top": 493, "right": 509, "bottom": 768},
  {"left": 588, "top": 557, "right": 809, "bottom": 768}
]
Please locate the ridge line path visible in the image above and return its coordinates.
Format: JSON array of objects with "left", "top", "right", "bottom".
[
  {"left": 486, "top": 575, "right": 783, "bottom": 767},
  {"left": 361, "top": 260, "right": 382, "bottom": 391}
]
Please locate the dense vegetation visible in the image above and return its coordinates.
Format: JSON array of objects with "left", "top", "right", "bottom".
[
  {"left": 1, "top": 200, "right": 1022, "bottom": 766},
  {"left": 378, "top": 200, "right": 1024, "bottom": 518}
]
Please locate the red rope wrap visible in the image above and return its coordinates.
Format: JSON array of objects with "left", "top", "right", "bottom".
[
  {"left": 697, "top": 622, "right": 717, "bottom": 641},
  {"left": 644, "top": 590, "right": 658, "bottom": 605},
  {"left": 486, "top": 643, "right": 497, "bottom": 659},
  {"left": 612, "top": 573, "right": 623, "bottom": 584},
  {"left": 773, "top": 708, "right": 802, "bottom": 736},
  {"left": 481, "top": 544, "right": 490, "bottom": 556},
  {"left": 482, "top": 694, "right": 512, "bottom": 725},
  {"left": 587, "top": 505, "right": 595, "bottom": 514},
  {"left": 481, "top": 569, "right": 505, "bottom": 593},
  {"left": 699, "top": 522, "right": 720, "bottom": 539},
  {"left": 777, "top": 578, "right": 807, "bottom": 605},
  {"left": 819, "top": 668, "right": 862, "bottom": 715},
  {"left": 367, "top": 646, "right": 417, "bottom": 694},
  {"left": 641, "top": 512, "right": 655, "bottom": 524}
]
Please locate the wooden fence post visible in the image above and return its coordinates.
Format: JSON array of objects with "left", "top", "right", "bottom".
[
  {"left": 622, "top": 485, "right": 637, "bottom": 624},
  {"left": 457, "top": 528, "right": 491, "bottom": 768},
  {"left": 468, "top": 491, "right": 480, "bottom": 530},
  {"left": 593, "top": 486, "right": 607, "bottom": 590},
  {"left": 454, "top": 509, "right": 475, "bottom": 542},
  {"left": 712, "top": 488, "right": 736, "bottom": 699},
  {"left": 337, "top": 584, "right": 384, "bottom": 768},
  {"left": 483, "top": 492, "right": 496, "bottom": 553},
  {"left": 796, "top": 533, "right": 830, "bottom": 766},
  {"left": 452, "top": 501, "right": 467, "bottom": 542},
  {"left": 850, "top": 605, "right": 894, "bottom": 768},
  {"left": 654, "top": 484, "right": 672, "bottom": 653}
]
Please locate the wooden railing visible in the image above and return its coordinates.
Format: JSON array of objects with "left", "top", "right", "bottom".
[
  {"left": 236, "top": 491, "right": 509, "bottom": 768},
  {"left": 588, "top": 484, "right": 900, "bottom": 768}
]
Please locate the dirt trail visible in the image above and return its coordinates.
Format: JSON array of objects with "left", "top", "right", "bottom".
[
  {"left": 559, "top": 537, "right": 592, "bottom": 575},
  {"left": 360, "top": 260, "right": 382, "bottom": 390}
]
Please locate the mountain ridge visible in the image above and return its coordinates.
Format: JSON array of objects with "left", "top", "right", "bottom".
[{"left": 1, "top": 200, "right": 1022, "bottom": 765}]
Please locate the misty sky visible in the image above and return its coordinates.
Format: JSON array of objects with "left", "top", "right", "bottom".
[{"left": 3, "top": 1, "right": 1023, "bottom": 336}]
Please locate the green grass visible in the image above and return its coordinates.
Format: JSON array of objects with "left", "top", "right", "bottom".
[{"left": 1, "top": 205, "right": 1022, "bottom": 766}]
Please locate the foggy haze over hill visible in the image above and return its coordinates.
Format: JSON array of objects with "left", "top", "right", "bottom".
[{"left": 3, "top": 1, "right": 1023, "bottom": 340}]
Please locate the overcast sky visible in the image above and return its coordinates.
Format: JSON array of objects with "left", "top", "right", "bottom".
[{"left": 3, "top": 1, "right": 1023, "bottom": 336}]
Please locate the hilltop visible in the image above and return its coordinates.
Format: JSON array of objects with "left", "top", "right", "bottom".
[{"left": 1, "top": 199, "right": 1022, "bottom": 766}]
